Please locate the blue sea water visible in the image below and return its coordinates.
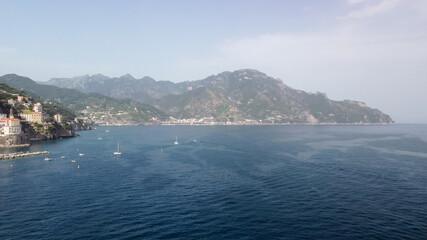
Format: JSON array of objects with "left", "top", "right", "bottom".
[{"left": 0, "top": 125, "right": 426, "bottom": 239}]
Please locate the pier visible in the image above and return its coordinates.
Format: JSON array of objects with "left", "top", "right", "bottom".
[{"left": 0, "top": 151, "right": 50, "bottom": 160}]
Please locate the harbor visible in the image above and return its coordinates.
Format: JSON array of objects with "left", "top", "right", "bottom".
[{"left": 0, "top": 151, "right": 50, "bottom": 160}]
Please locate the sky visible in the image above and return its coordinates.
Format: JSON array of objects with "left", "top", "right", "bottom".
[{"left": 0, "top": 0, "right": 426, "bottom": 123}]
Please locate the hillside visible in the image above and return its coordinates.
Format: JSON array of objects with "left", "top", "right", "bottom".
[
  {"left": 43, "top": 69, "right": 393, "bottom": 124},
  {"left": 0, "top": 74, "right": 169, "bottom": 125},
  {"left": 34, "top": 69, "right": 394, "bottom": 124},
  {"left": 152, "top": 70, "right": 393, "bottom": 124},
  {"left": 0, "top": 83, "right": 76, "bottom": 123},
  {"left": 0, "top": 83, "right": 80, "bottom": 146},
  {"left": 46, "top": 74, "right": 189, "bottom": 102}
]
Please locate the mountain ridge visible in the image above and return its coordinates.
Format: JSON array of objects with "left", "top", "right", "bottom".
[
  {"left": 0, "top": 74, "right": 169, "bottom": 125},
  {"left": 151, "top": 69, "right": 393, "bottom": 124},
  {"left": 47, "top": 74, "right": 188, "bottom": 102},
  {"left": 6, "top": 69, "right": 393, "bottom": 124}
]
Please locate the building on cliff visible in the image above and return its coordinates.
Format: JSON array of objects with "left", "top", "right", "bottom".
[
  {"left": 20, "top": 112, "right": 44, "bottom": 123},
  {"left": 33, "top": 103, "right": 43, "bottom": 113},
  {"left": 7, "top": 99, "right": 17, "bottom": 105},
  {"left": 17, "top": 96, "right": 29, "bottom": 102},
  {"left": 54, "top": 114, "right": 62, "bottom": 123},
  {"left": 0, "top": 118, "right": 22, "bottom": 136}
]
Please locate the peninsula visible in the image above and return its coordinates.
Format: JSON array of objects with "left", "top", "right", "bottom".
[{"left": 1, "top": 69, "right": 393, "bottom": 127}]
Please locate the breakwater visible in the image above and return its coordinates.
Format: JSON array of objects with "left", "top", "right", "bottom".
[{"left": 0, "top": 151, "right": 50, "bottom": 160}]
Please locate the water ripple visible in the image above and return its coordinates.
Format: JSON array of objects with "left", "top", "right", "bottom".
[{"left": 1, "top": 125, "right": 426, "bottom": 239}]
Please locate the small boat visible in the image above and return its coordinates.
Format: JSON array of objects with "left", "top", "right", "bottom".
[
  {"left": 79, "top": 153, "right": 85, "bottom": 156},
  {"left": 113, "top": 142, "right": 121, "bottom": 155},
  {"left": 98, "top": 137, "right": 102, "bottom": 140},
  {"left": 71, "top": 160, "right": 76, "bottom": 163},
  {"left": 44, "top": 157, "right": 52, "bottom": 161},
  {"left": 174, "top": 136, "right": 179, "bottom": 145},
  {"left": 60, "top": 156, "right": 65, "bottom": 158},
  {"left": 105, "top": 130, "right": 110, "bottom": 133}
]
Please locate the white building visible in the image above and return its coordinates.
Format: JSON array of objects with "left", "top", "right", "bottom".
[
  {"left": 54, "top": 114, "right": 63, "bottom": 123},
  {"left": 0, "top": 118, "right": 21, "bottom": 136},
  {"left": 0, "top": 114, "right": 7, "bottom": 119},
  {"left": 19, "top": 113, "right": 32, "bottom": 121},
  {"left": 33, "top": 103, "right": 43, "bottom": 113},
  {"left": 7, "top": 99, "right": 17, "bottom": 105},
  {"left": 19, "top": 112, "right": 44, "bottom": 123}
]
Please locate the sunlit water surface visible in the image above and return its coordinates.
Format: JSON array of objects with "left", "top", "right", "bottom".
[{"left": 1, "top": 125, "right": 426, "bottom": 239}]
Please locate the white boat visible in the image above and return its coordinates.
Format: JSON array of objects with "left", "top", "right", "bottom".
[
  {"left": 105, "top": 130, "right": 110, "bottom": 133},
  {"left": 44, "top": 157, "right": 52, "bottom": 161},
  {"left": 113, "top": 142, "right": 121, "bottom": 155},
  {"left": 79, "top": 153, "right": 85, "bottom": 156},
  {"left": 174, "top": 136, "right": 179, "bottom": 145},
  {"left": 98, "top": 137, "right": 102, "bottom": 140}
]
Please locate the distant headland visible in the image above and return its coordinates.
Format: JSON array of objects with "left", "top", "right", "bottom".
[{"left": 0, "top": 69, "right": 393, "bottom": 131}]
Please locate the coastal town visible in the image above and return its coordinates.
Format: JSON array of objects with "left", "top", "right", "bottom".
[{"left": 0, "top": 93, "right": 74, "bottom": 148}]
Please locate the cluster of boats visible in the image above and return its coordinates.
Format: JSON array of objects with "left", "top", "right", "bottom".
[{"left": 4, "top": 131, "right": 184, "bottom": 164}]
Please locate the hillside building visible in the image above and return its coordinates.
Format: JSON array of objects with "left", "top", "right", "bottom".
[
  {"left": 19, "top": 112, "right": 44, "bottom": 124},
  {"left": 33, "top": 103, "right": 43, "bottom": 113},
  {"left": 17, "top": 96, "right": 29, "bottom": 102},
  {"left": 54, "top": 114, "right": 63, "bottom": 123},
  {"left": 0, "top": 118, "right": 22, "bottom": 136},
  {"left": 7, "top": 99, "right": 17, "bottom": 105}
]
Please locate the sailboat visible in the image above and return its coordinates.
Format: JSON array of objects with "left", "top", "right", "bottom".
[
  {"left": 174, "top": 136, "right": 179, "bottom": 145},
  {"left": 113, "top": 142, "right": 122, "bottom": 155}
]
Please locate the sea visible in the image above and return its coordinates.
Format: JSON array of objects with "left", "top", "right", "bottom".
[{"left": 0, "top": 125, "right": 426, "bottom": 239}]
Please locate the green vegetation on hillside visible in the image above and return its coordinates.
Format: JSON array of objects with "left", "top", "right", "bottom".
[
  {"left": 0, "top": 74, "right": 169, "bottom": 124},
  {"left": 0, "top": 82, "right": 76, "bottom": 121},
  {"left": 155, "top": 69, "right": 393, "bottom": 124},
  {"left": 2, "top": 70, "right": 394, "bottom": 124}
]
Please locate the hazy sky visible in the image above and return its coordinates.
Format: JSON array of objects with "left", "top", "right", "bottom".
[{"left": 1, "top": 0, "right": 426, "bottom": 123}]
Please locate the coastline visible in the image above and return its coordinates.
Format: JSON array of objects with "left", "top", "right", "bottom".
[
  {"left": 0, "top": 133, "right": 79, "bottom": 149},
  {"left": 97, "top": 122, "right": 395, "bottom": 127}
]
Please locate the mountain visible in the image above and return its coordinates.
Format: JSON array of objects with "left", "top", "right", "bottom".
[
  {"left": 154, "top": 69, "right": 393, "bottom": 124},
  {"left": 46, "top": 74, "right": 189, "bottom": 102},
  {"left": 0, "top": 74, "right": 169, "bottom": 125},
  {"left": 41, "top": 69, "right": 393, "bottom": 124}
]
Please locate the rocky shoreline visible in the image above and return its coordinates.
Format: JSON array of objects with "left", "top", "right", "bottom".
[{"left": 0, "top": 127, "right": 79, "bottom": 148}]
